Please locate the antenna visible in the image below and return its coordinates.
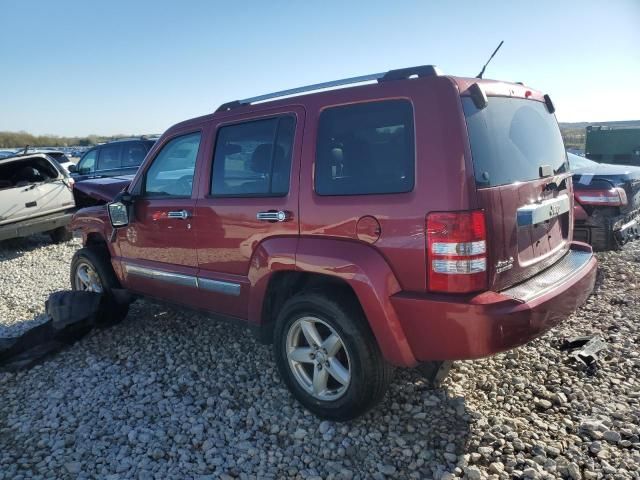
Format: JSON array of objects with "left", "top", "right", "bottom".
[{"left": 476, "top": 41, "right": 504, "bottom": 79}]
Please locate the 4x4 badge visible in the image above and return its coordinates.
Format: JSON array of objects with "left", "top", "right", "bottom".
[{"left": 495, "top": 257, "right": 514, "bottom": 273}]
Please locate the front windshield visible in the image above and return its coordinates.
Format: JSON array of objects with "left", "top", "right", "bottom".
[{"left": 567, "top": 152, "right": 599, "bottom": 170}]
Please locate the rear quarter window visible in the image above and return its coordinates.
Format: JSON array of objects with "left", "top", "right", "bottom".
[{"left": 315, "top": 100, "right": 415, "bottom": 195}]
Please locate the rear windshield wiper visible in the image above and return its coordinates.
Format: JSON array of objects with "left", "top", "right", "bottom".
[{"left": 544, "top": 175, "right": 570, "bottom": 192}]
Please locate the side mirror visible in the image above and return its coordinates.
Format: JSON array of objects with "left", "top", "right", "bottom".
[
  {"left": 108, "top": 201, "right": 129, "bottom": 227},
  {"left": 67, "top": 164, "right": 77, "bottom": 173},
  {"left": 120, "top": 193, "right": 135, "bottom": 204}
]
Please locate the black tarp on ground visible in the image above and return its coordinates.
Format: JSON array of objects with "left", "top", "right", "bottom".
[{"left": 0, "top": 291, "right": 106, "bottom": 371}]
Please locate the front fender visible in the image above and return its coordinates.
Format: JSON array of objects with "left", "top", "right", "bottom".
[
  {"left": 70, "top": 207, "right": 116, "bottom": 252},
  {"left": 295, "top": 238, "right": 416, "bottom": 367}
]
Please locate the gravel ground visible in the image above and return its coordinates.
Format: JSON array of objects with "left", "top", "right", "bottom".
[
  {"left": 1, "top": 236, "right": 639, "bottom": 479},
  {"left": 0, "top": 235, "right": 82, "bottom": 337}
]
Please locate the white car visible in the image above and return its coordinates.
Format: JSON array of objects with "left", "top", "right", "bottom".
[
  {"left": 0, "top": 153, "right": 76, "bottom": 242},
  {"left": 12, "top": 148, "right": 75, "bottom": 174}
]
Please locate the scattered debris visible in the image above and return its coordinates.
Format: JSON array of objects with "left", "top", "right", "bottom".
[
  {"left": 559, "top": 335, "right": 608, "bottom": 374},
  {"left": 417, "top": 361, "right": 454, "bottom": 388},
  {"left": 0, "top": 290, "right": 126, "bottom": 371}
]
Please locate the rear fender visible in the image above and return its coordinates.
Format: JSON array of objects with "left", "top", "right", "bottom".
[
  {"left": 247, "top": 236, "right": 298, "bottom": 325},
  {"left": 294, "top": 238, "right": 416, "bottom": 367}
]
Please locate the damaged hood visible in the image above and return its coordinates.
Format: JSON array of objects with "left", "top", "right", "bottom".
[{"left": 74, "top": 175, "right": 134, "bottom": 202}]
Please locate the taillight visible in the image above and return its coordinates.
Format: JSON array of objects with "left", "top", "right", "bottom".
[
  {"left": 575, "top": 187, "right": 627, "bottom": 206},
  {"left": 427, "top": 210, "right": 488, "bottom": 293}
]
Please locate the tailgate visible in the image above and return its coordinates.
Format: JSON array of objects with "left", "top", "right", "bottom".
[
  {"left": 478, "top": 179, "right": 571, "bottom": 290},
  {"left": 463, "top": 95, "right": 571, "bottom": 290}
]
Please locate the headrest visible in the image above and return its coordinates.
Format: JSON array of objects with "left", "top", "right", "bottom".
[{"left": 251, "top": 144, "right": 285, "bottom": 174}]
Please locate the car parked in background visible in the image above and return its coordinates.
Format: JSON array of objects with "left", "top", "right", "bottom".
[
  {"left": 0, "top": 153, "right": 75, "bottom": 242},
  {"left": 569, "top": 152, "right": 640, "bottom": 250},
  {"left": 70, "top": 65, "right": 597, "bottom": 420},
  {"left": 12, "top": 148, "right": 75, "bottom": 173},
  {"left": 70, "top": 137, "right": 156, "bottom": 180},
  {"left": 70, "top": 137, "right": 157, "bottom": 208},
  {"left": 0, "top": 150, "right": 17, "bottom": 159}
]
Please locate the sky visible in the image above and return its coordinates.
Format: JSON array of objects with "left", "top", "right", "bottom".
[{"left": 1, "top": 0, "right": 639, "bottom": 137}]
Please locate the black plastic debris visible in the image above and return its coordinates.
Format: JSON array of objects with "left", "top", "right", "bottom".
[
  {"left": 47, "top": 290, "right": 103, "bottom": 329},
  {"left": 0, "top": 290, "right": 125, "bottom": 372},
  {"left": 416, "top": 360, "right": 453, "bottom": 388},
  {"left": 559, "top": 335, "right": 607, "bottom": 375}
]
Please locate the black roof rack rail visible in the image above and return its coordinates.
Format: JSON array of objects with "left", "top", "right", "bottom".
[{"left": 215, "top": 65, "right": 442, "bottom": 113}]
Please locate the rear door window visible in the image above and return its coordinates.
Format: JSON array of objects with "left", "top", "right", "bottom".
[
  {"left": 211, "top": 115, "right": 295, "bottom": 196},
  {"left": 315, "top": 100, "right": 415, "bottom": 196},
  {"left": 122, "top": 142, "right": 148, "bottom": 168},
  {"left": 97, "top": 144, "right": 122, "bottom": 172},
  {"left": 463, "top": 97, "right": 568, "bottom": 187}
]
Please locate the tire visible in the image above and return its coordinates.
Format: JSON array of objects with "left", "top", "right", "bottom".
[
  {"left": 273, "top": 290, "right": 393, "bottom": 421},
  {"left": 588, "top": 208, "right": 621, "bottom": 252},
  {"left": 590, "top": 221, "right": 619, "bottom": 252},
  {"left": 70, "top": 247, "right": 129, "bottom": 324},
  {"left": 49, "top": 226, "right": 72, "bottom": 243}
]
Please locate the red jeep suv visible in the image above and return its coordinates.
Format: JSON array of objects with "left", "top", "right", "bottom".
[{"left": 69, "top": 65, "right": 597, "bottom": 420}]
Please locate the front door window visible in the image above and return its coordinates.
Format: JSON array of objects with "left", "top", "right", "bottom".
[{"left": 144, "top": 132, "right": 201, "bottom": 197}]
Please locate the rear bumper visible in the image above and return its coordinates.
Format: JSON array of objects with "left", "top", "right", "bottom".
[
  {"left": 0, "top": 210, "right": 74, "bottom": 241},
  {"left": 391, "top": 243, "right": 597, "bottom": 361},
  {"left": 574, "top": 209, "right": 640, "bottom": 246},
  {"left": 614, "top": 214, "right": 640, "bottom": 244}
]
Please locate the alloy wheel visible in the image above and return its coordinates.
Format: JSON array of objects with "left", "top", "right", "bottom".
[
  {"left": 74, "top": 261, "right": 103, "bottom": 293},
  {"left": 285, "top": 316, "right": 351, "bottom": 401}
]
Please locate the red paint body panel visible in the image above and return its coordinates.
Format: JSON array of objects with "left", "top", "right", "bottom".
[
  {"left": 295, "top": 238, "right": 416, "bottom": 367},
  {"left": 119, "top": 198, "right": 198, "bottom": 267},
  {"left": 574, "top": 201, "right": 589, "bottom": 221},
  {"left": 68, "top": 72, "right": 597, "bottom": 369},
  {"left": 193, "top": 107, "right": 305, "bottom": 277},
  {"left": 298, "top": 77, "right": 472, "bottom": 292},
  {"left": 247, "top": 237, "right": 298, "bottom": 323},
  {"left": 73, "top": 175, "right": 133, "bottom": 203},
  {"left": 392, "top": 245, "right": 597, "bottom": 360},
  {"left": 71, "top": 207, "right": 111, "bottom": 244},
  {"left": 476, "top": 179, "right": 573, "bottom": 292}
]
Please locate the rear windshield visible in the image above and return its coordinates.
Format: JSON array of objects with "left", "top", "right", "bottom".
[{"left": 463, "top": 97, "right": 568, "bottom": 187}]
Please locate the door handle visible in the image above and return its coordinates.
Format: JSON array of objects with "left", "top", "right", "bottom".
[
  {"left": 256, "top": 210, "right": 292, "bottom": 222},
  {"left": 167, "top": 210, "right": 191, "bottom": 220}
]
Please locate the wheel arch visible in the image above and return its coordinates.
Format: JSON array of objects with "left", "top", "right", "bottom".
[
  {"left": 70, "top": 207, "right": 116, "bottom": 257},
  {"left": 250, "top": 236, "right": 417, "bottom": 367}
]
